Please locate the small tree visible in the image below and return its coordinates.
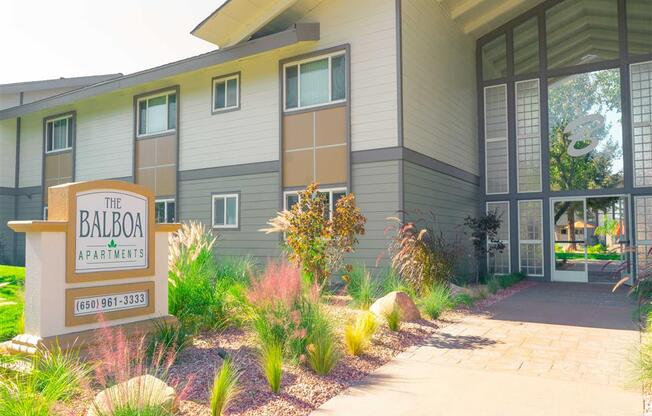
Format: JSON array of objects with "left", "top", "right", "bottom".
[
  {"left": 261, "top": 183, "right": 366, "bottom": 289},
  {"left": 464, "top": 211, "right": 505, "bottom": 282}
]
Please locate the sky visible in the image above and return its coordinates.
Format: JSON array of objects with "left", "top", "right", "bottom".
[{"left": 0, "top": 0, "right": 228, "bottom": 84}]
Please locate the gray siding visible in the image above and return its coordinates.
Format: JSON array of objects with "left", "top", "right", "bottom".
[
  {"left": 0, "top": 194, "right": 15, "bottom": 264},
  {"left": 351, "top": 160, "right": 400, "bottom": 268},
  {"left": 178, "top": 172, "right": 281, "bottom": 262},
  {"left": 14, "top": 188, "right": 42, "bottom": 266},
  {"left": 403, "top": 161, "right": 480, "bottom": 278}
]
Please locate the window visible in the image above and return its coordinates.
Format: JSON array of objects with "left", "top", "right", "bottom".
[
  {"left": 636, "top": 196, "right": 652, "bottom": 278},
  {"left": 284, "top": 188, "right": 347, "bottom": 219},
  {"left": 631, "top": 61, "right": 652, "bottom": 188},
  {"left": 484, "top": 85, "right": 509, "bottom": 194},
  {"left": 43, "top": 206, "right": 48, "bottom": 220},
  {"left": 486, "top": 201, "right": 510, "bottom": 275},
  {"left": 155, "top": 199, "right": 176, "bottom": 224},
  {"left": 518, "top": 200, "right": 544, "bottom": 276},
  {"left": 481, "top": 34, "right": 506, "bottom": 80},
  {"left": 137, "top": 91, "right": 177, "bottom": 137},
  {"left": 284, "top": 52, "right": 346, "bottom": 111},
  {"left": 212, "top": 73, "right": 239, "bottom": 112},
  {"left": 212, "top": 193, "right": 239, "bottom": 229},
  {"left": 45, "top": 115, "right": 73, "bottom": 153},
  {"left": 513, "top": 17, "right": 539, "bottom": 76},
  {"left": 516, "top": 79, "right": 542, "bottom": 193}
]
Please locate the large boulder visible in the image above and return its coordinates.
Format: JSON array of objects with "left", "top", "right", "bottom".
[
  {"left": 370, "top": 291, "right": 420, "bottom": 322},
  {"left": 87, "top": 375, "right": 177, "bottom": 416}
]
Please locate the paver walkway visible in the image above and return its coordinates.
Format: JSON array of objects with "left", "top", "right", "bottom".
[{"left": 312, "top": 283, "right": 643, "bottom": 416}]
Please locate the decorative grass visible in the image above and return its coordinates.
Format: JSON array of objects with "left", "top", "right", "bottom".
[
  {"left": 419, "top": 285, "right": 454, "bottom": 320},
  {"left": 210, "top": 357, "right": 241, "bottom": 416},
  {"left": 453, "top": 293, "right": 475, "bottom": 308},
  {"left": 145, "top": 320, "right": 189, "bottom": 363},
  {"left": 260, "top": 341, "right": 283, "bottom": 393},
  {"left": 345, "top": 265, "right": 378, "bottom": 310},
  {"left": 383, "top": 306, "right": 402, "bottom": 332},
  {"left": 344, "top": 312, "right": 377, "bottom": 356}
]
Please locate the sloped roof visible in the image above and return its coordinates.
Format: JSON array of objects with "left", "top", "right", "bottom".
[{"left": 0, "top": 74, "right": 122, "bottom": 94}]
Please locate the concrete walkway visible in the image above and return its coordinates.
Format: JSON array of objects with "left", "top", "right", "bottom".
[{"left": 313, "top": 283, "right": 643, "bottom": 416}]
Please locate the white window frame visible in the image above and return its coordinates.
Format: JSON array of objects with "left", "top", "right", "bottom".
[
  {"left": 43, "top": 206, "right": 48, "bottom": 220},
  {"left": 45, "top": 115, "right": 73, "bottom": 154},
  {"left": 630, "top": 61, "right": 652, "bottom": 188},
  {"left": 211, "top": 73, "right": 240, "bottom": 113},
  {"left": 515, "top": 79, "right": 543, "bottom": 193},
  {"left": 486, "top": 201, "right": 511, "bottom": 275},
  {"left": 283, "top": 187, "right": 347, "bottom": 220},
  {"left": 484, "top": 84, "right": 510, "bottom": 195},
  {"left": 155, "top": 198, "right": 176, "bottom": 224},
  {"left": 212, "top": 193, "right": 239, "bottom": 229},
  {"left": 518, "top": 199, "right": 545, "bottom": 277},
  {"left": 136, "top": 91, "right": 176, "bottom": 138},
  {"left": 283, "top": 51, "right": 347, "bottom": 112}
]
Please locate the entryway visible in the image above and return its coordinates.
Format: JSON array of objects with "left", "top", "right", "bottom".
[
  {"left": 550, "top": 195, "right": 632, "bottom": 284},
  {"left": 311, "top": 283, "right": 641, "bottom": 416}
]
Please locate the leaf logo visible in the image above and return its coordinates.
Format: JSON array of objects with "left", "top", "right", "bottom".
[{"left": 107, "top": 239, "right": 117, "bottom": 248}]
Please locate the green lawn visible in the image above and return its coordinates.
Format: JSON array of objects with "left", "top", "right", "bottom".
[
  {"left": 554, "top": 252, "right": 621, "bottom": 261},
  {"left": 0, "top": 265, "right": 25, "bottom": 341}
]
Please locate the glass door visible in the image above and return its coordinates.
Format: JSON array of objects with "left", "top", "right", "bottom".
[{"left": 552, "top": 198, "right": 588, "bottom": 282}]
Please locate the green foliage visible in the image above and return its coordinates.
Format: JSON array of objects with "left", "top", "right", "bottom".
[
  {"left": 419, "top": 285, "right": 454, "bottom": 319},
  {"left": 383, "top": 306, "right": 402, "bottom": 332},
  {"left": 486, "top": 277, "right": 501, "bottom": 294},
  {"left": 111, "top": 405, "right": 172, "bottom": 416},
  {"left": 345, "top": 265, "right": 379, "bottom": 309},
  {"left": 260, "top": 340, "right": 283, "bottom": 393},
  {"left": 388, "top": 217, "right": 463, "bottom": 294},
  {"left": 210, "top": 357, "right": 241, "bottom": 416},
  {"left": 377, "top": 267, "right": 412, "bottom": 297},
  {"left": 587, "top": 243, "right": 608, "bottom": 255},
  {"left": 0, "top": 345, "right": 89, "bottom": 416},
  {"left": 306, "top": 316, "right": 338, "bottom": 375},
  {"left": 344, "top": 312, "right": 377, "bottom": 356},
  {"left": 261, "top": 183, "right": 366, "bottom": 288},
  {"left": 0, "top": 265, "right": 25, "bottom": 342},
  {"left": 146, "top": 321, "right": 189, "bottom": 363},
  {"left": 453, "top": 293, "right": 475, "bottom": 308}
]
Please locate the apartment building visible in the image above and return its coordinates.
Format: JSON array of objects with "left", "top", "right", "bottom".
[{"left": 1, "top": 0, "right": 651, "bottom": 284}]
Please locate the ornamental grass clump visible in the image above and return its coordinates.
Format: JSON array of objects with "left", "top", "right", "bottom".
[
  {"left": 388, "top": 216, "right": 463, "bottom": 295},
  {"left": 419, "top": 284, "right": 454, "bottom": 320},
  {"left": 259, "top": 340, "right": 283, "bottom": 393},
  {"left": 261, "top": 182, "right": 366, "bottom": 290},
  {"left": 145, "top": 320, "right": 189, "bottom": 364},
  {"left": 344, "top": 265, "right": 379, "bottom": 309},
  {"left": 306, "top": 316, "right": 338, "bottom": 376},
  {"left": 383, "top": 306, "right": 402, "bottom": 332},
  {"left": 210, "top": 357, "right": 241, "bottom": 416},
  {"left": 344, "top": 312, "right": 377, "bottom": 356}
]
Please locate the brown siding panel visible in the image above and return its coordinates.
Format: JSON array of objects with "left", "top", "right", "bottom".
[
  {"left": 283, "top": 150, "right": 314, "bottom": 187},
  {"left": 315, "top": 106, "right": 346, "bottom": 146},
  {"left": 316, "top": 146, "right": 347, "bottom": 184},
  {"left": 283, "top": 112, "right": 313, "bottom": 150}
]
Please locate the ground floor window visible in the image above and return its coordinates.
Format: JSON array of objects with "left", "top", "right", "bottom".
[
  {"left": 212, "top": 193, "right": 239, "bottom": 229},
  {"left": 486, "top": 201, "right": 510, "bottom": 275},
  {"left": 636, "top": 196, "right": 652, "bottom": 279},
  {"left": 518, "top": 200, "right": 544, "bottom": 276},
  {"left": 284, "top": 187, "right": 346, "bottom": 219},
  {"left": 155, "top": 199, "right": 176, "bottom": 224}
]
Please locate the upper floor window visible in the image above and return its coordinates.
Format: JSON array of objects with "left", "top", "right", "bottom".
[
  {"left": 284, "top": 52, "right": 346, "bottom": 111},
  {"left": 212, "top": 73, "right": 240, "bottom": 113},
  {"left": 212, "top": 193, "right": 239, "bottom": 229},
  {"left": 137, "top": 91, "right": 176, "bottom": 137},
  {"left": 45, "top": 115, "right": 73, "bottom": 153}
]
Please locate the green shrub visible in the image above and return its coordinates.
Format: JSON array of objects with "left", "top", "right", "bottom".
[
  {"left": 0, "top": 377, "right": 53, "bottom": 416},
  {"left": 345, "top": 265, "right": 378, "bottom": 309},
  {"left": 210, "top": 357, "right": 241, "bottom": 416},
  {"left": 636, "top": 329, "right": 652, "bottom": 389},
  {"left": 453, "top": 293, "right": 475, "bottom": 308},
  {"left": 260, "top": 340, "right": 283, "bottom": 393},
  {"left": 344, "top": 312, "right": 377, "bottom": 356},
  {"left": 419, "top": 285, "right": 454, "bottom": 319},
  {"left": 486, "top": 277, "right": 501, "bottom": 294},
  {"left": 306, "top": 317, "right": 338, "bottom": 375},
  {"left": 146, "top": 321, "right": 189, "bottom": 363},
  {"left": 383, "top": 306, "right": 402, "bottom": 332}
]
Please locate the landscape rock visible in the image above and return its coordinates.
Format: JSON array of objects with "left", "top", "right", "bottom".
[
  {"left": 87, "top": 374, "right": 176, "bottom": 416},
  {"left": 370, "top": 291, "right": 420, "bottom": 322}
]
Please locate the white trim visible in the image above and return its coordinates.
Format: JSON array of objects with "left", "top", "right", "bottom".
[
  {"left": 45, "top": 115, "right": 73, "bottom": 154},
  {"left": 515, "top": 79, "right": 543, "bottom": 194},
  {"left": 518, "top": 199, "right": 544, "bottom": 277},
  {"left": 43, "top": 206, "right": 48, "bottom": 221},
  {"left": 635, "top": 195, "right": 652, "bottom": 282},
  {"left": 211, "top": 73, "right": 240, "bottom": 113},
  {"left": 136, "top": 90, "right": 177, "bottom": 138},
  {"left": 483, "top": 84, "right": 509, "bottom": 195},
  {"left": 283, "top": 51, "right": 347, "bottom": 112},
  {"left": 212, "top": 193, "right": 239, "bottom": 229},
  {"left": 486, "top": 201, "right": 511, "bottom": 275}
]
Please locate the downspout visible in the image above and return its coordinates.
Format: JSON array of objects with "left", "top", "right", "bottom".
[{"left": 12, "top": 92, "right": 22, "bottom": 264}]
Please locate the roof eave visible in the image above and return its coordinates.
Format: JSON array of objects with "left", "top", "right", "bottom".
[{"left": 0, "top": 23, "right": 319, "bottom": 121}]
